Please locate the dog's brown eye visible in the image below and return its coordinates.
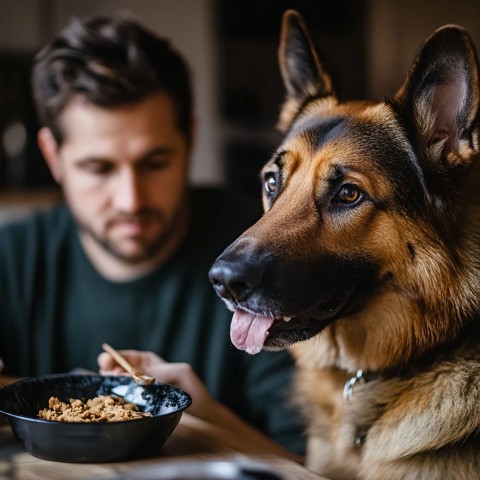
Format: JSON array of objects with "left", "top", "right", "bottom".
[
  {"left": 338, "top": 184, "right": 362, "bottom": 204},
  {"left": 264, "top": 173, "right": 277, "bottom": 195}
]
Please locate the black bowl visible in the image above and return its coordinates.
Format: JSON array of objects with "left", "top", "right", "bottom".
[{"left": 0, "top": 374, "right": 191, "bottom": 463}]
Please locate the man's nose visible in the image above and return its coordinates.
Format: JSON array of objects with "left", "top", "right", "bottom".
[{"left": 112, "top": 168, "right": 142, "bottom": 212}]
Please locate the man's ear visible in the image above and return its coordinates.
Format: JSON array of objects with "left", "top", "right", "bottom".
[{"left": 37, "top": 127, "right": 63, "bottom": 183}]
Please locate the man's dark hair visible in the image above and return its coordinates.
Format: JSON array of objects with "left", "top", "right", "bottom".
[{"left": 32, "top": 14, "right": 193, "bottom": 144}]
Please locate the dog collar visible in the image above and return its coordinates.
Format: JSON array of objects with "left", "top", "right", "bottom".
[
  {"left": 343, "top": 369, "right": 365, "bottom": 401},
  {"left": 343, "top": 370, "right": 369, "bottom": 447}
]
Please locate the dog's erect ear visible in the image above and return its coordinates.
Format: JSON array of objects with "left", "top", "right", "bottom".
[
  {"left": 394, "top": 25, "right": 480, "bottom": 162},
  {"left": 278, "top": 10, "right": 335, "bottom": 132}
]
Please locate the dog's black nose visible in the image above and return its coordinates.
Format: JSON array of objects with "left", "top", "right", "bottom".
[{"left": 209, "top": 259, "right": 263, "bottom": 303}]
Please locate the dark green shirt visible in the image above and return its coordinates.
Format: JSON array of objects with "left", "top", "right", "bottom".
[{"left": 0, "top": 188, "right": 305, "bottom": 455}]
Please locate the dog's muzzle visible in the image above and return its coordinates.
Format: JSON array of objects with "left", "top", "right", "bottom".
[
  {"left": 209, "top": 237, "right": 270, "bottom": 306},
  {"left": 209, "top": 235, "right": 369, "bottom": 355}
]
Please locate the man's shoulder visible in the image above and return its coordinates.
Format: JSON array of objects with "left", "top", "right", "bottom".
[{"left": 0, "top": 204, "right": 73, "bottom": 251}]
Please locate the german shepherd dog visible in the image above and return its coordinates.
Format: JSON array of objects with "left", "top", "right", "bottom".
[{"left": 209, "top": 9, "right": 480, "bottom": 480}]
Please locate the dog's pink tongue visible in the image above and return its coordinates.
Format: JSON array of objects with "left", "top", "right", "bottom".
[{"left": 230, "top": 310, "right": 275, "bottom": 355}]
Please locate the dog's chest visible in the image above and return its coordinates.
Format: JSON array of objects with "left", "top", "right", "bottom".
[{"left": 295, "top": 367, "right": 378, "bottom": 476}]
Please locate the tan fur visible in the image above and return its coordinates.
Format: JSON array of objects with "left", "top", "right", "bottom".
[
  {"left": 279, "top": 14, "right": 480, "bottom": 480},
  {"left": 281, "top": 16, "right": 480, "bottom": 479},
  {"left": 210, "top": 12, "right": 480, "bottom": 479}
]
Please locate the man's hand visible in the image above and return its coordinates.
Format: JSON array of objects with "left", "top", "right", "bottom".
[
  {"left": 97, "top": 349, "right": 303, "bottom": 463},
  {"left": 98, "top": 350, "right": 216, "bottom": 420}
]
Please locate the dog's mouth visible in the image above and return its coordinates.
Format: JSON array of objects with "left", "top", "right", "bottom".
[{"left": 230, "top": 286, "right": 355, "bottom": 354}]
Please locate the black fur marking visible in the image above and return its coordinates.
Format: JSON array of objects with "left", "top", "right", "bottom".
[
  {"left": 285, "top": 93, "right": 334, "bottom": 133},
  {"left": 407, "top": 242, "right": 416, "bottom": 260},
  {"left": 381, "top": 271, "right": 394, "bottom": 282},
  {"left": 307, "top": 117, "right": 347, "bottom": 150}
]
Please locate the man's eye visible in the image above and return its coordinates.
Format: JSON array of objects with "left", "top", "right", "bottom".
[
  {"left": 336, "top": 184, "right": 363, "bottom": 205},
  {"left": 264, "top": 172, "right": 278, "bottom": 196},
  {"left": 140, "top": 158, "right": 170, "bottom": 171},
  {"left": 79, "top": 162, "right": 113, "bottom": 174}
]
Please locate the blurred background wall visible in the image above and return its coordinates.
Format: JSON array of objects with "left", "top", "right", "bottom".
[{"left": 0, "top": 0, "right": 479, "bottom": 212}]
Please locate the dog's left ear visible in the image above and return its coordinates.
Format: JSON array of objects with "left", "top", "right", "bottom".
[
  {"left": 278, "top": 10, "right": 335, "bottom": 132},
  {"left": 394, "top": 25, "right": 480, "bottom": 162}
]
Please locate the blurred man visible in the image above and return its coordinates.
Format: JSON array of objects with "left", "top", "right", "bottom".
[{"left": 0, "top": 15, "right": 304, "bottom": 458}]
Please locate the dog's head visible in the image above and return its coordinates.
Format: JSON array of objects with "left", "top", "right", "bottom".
[{"left": 209, "top": 11, "right": 480, "bottom": 371}]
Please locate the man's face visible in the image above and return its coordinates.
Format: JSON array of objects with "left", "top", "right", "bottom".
[{"left": 50, "top": 93, "right": 191, "bottom": 267}]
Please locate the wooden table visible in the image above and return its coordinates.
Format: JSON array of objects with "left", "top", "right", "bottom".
[{"left": 0, "top": 376, "right": 326, "bottom": 480}]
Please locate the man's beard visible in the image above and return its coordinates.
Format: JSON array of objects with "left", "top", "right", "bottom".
[{"left": 74, "top": 205, "right": 186, "bottom": 265}]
